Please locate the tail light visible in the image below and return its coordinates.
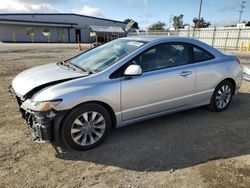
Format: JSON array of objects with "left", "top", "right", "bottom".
[{"left": 237, "top": 58, "right": 241, "bottom": 65}]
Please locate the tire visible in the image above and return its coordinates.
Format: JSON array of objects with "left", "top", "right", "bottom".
[
  {"left": 61, "top": 103, "right": 111, "bottom": 150},
  {"left": 209, "top": 80, "right": 234, "bottom": 112}
]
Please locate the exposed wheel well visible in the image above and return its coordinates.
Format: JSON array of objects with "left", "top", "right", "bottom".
[
  {"left": 67, "top": 101, "right": 117, "bottom": 129},
  {"left": 56, "top": 101, "right": 117, "bottom": 142},
  {"left": 89, "top": 101, "right": 117, "bottom": 129},
  {"left": 222, "top": 78, "right": 236, "bottom": 95}
]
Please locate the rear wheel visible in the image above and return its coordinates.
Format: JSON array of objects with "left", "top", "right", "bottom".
[
  {"left": 210, "top": 80, "right": 233, "bottom": 112},
  {"left": 62, "top": 103, "right": 111, "bottom": 150}
]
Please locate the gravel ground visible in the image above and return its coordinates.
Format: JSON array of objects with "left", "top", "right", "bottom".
[{"left": 0, "top": 43, "right": 250, "bottom": 188}]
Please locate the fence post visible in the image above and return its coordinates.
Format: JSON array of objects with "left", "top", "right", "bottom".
[
  {"left": 236, "top": 28, "right": 241, "bottom": 50},
  {"left": 77, "top": 34, "right": 80, "bottom": 43},
  {"left": 224, "top": 32, "right": 229, "bottom": 51},
  {"left": 247, "top": 42, "right": 250, "bottom": 52},
  {"left": 12, "top": 32, "right": 16, "bottom": 43},
  {"left": 211, "top": 27, "right": 216, "bottom": 47},
  {"left": 48, "top": 34, "right": 50, "bottom": 43},
  {"left": 239, "top": 42, "right": 244, "bottom": 52},
  {"left": 192, "top": 28, "right": 195, "bottom": 38},
  {"left": 62, "top": 32, "right": 65, "bottom": 43}
]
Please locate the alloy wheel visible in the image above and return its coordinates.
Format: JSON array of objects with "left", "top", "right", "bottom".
[
  {"left": 215, "top": 84, "right": 232, "bottom": 109},
  {"left": 71, "top": 111, "right": 106, "bottom": 146}
]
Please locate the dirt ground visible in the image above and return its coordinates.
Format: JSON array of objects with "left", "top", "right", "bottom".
[{"left": 0, "top": 43, "right": 250, "bottom": 188}]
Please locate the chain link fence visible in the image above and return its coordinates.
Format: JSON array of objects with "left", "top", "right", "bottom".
[{"left": 128, "top": 27, "right": 250, "bottom": 51}]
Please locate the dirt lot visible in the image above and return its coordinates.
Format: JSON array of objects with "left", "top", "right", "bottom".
[{"left": 0, "top": 43, "right": 250, "bottom": 188}]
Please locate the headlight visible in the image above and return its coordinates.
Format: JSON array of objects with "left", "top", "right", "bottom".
[{"left": 31, "top": 99, "right": 62, "bottom": 111}]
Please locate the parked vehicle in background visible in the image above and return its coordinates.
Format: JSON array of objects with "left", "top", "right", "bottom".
[
  {"left": 243, "top": 65, "right": 250, "bottom": 81},
  {"left": 11, "top": 36, "right": 243, "bottom": 150},
  {"left": 91, "top": 42, "right": 103, "bottom": 48}
]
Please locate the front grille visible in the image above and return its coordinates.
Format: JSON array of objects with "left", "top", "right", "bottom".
[
  {"left": 31, "top": 114, "right": 53, "bottom": 142},
  {"left": 33, "top": 122, "right": 43, "bottom": 139}
]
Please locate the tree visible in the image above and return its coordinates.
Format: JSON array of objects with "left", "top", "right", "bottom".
[
  {"left": 224, "top": 24, "right": 236, "bottom": 27},
  {"left": 124, "top": 19, "right": 139, "bottom": 29},
  {"left": 148, "top": 21, "right": 166, "bottom": 31},
  {"left": 243, "top": 21, "right": 250, "bottom": 26},
  {"left": 173, "top": 14, "right": 184, "bottom": 29},
  {"left": 192, "top": 17, "right": 211, "bottom": 28}
]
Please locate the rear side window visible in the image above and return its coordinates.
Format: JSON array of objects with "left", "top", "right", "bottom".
[{"left": 193, "top": 46, "right": 214, "bottom": 63}]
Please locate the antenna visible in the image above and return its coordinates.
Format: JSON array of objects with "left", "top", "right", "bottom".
[{"left": 239, "top": 0, "right": 246, "bottom": 23}]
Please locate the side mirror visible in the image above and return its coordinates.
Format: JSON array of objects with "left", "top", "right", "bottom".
[{"left": 124, "top": 64, "right": 142, "bottom": 76}]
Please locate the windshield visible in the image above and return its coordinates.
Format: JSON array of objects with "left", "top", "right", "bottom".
[{"left": 69, "top": 39, "right": 145, "bottom": 73}]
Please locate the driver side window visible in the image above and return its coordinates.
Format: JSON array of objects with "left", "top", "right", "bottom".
[{"left": 132, "top": 43, "right": 188, "bottom": 72}]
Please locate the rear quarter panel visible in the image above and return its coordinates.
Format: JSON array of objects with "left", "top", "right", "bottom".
[{"left": 193, "top": 55, "right": 243, "bottom": 106}]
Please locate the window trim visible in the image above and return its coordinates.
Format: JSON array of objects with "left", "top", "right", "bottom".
[{"left": 110, "top": 42, "right": 191, "bottom": 79}]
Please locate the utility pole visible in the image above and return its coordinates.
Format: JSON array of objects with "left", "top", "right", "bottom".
[
  {"left": 239, "top": 0, "right": 246, "bottom": 23},
  {"left": 40, "top": 0, "right": 43, "bottom": 13},
  {"left": 197, "top": 0, "right": 203, "bottom": 28},
  {"left": 169, "top": 15, "right": 173, "bottom": 30}
]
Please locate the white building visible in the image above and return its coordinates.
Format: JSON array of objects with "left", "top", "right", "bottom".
[{"left": 0, "top": 13, "right": 126, "bottom": 43}]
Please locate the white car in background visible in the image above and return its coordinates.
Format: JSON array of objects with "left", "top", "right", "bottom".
[{"left": 243, "top": 65, "right": 250, "bottom": 81}]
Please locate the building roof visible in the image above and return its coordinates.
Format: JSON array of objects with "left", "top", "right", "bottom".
[
  {"left": 0, "top": 18, "right": 78, "bottom": 27},
  {"left": 0, "top": 13, "right": 125, "bottom": 24},
  {"left": 90, "top": 25, "right": 124, "bottom": 33}
]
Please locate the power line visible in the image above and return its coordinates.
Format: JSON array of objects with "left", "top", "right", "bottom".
[{"left": 238, "top": 0, "right": 246, "bottom": 23}]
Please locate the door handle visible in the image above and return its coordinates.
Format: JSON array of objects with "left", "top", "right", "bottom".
[{"left": 179, "top": 70, "right": 192, "bottom": 77}]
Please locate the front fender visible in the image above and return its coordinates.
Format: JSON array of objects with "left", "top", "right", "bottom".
[{"left": 31, "top": 80, "right": 121, "bottom": 114}]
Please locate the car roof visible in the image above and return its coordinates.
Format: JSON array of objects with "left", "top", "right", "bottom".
[
  {"left": 125, "top": 35, "right": 196, "bottom": 42},
  {"left": 124, "top": 35, "right": 224, "bottom": 57}
]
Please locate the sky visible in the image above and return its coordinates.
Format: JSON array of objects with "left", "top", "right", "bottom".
[{"left": 0, "top": 0, "right": 250, "bottom": 29}]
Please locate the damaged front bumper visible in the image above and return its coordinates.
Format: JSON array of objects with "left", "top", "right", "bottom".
[
  {"left": 13, "top": 94, "right": 67, "bottom": 143},
  {"left": 23, "top": 109, "right": 55, "bottom": 143}
]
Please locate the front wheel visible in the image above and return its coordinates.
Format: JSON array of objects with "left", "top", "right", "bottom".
[
  {"left": 210, "top": 80, "right": 234, "bottom": 112},
  {"left": 61, "top": 103, "right": 111, "bottom": 150}
]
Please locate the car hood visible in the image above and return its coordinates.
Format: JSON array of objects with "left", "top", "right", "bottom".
[{"left": 12, "top": 62, "right": 88, "bottom": 98}]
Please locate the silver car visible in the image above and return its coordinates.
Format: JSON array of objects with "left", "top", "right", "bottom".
[{"left": 12, "top": 36, "right": 243, "bottom": 150}]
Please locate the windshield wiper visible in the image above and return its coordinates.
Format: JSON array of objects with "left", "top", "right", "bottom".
[
  {"left": 58, "top": 61, "right": 73, "bottom": 70},
  {"left": 59, "top": 61, "right": 94, "bottom": 74},
  {"left": 68, "top": 62, "right": 94, "bottom": 74}
]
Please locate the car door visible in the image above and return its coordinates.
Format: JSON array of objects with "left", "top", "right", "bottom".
[{"left": 121, "top": 42, "right": 196, "bottom": 122}]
